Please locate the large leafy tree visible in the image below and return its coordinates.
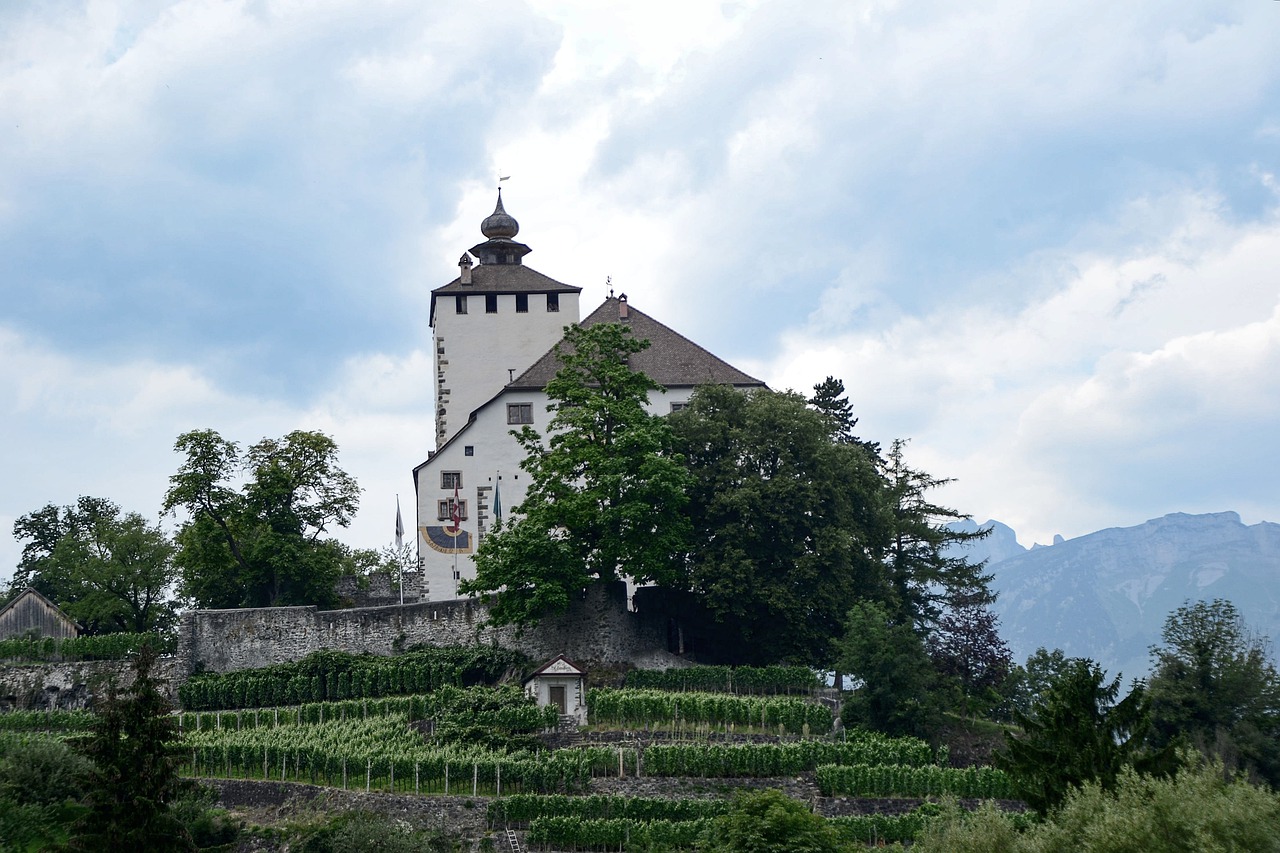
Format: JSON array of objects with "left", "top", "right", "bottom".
[
  {"left": 996, "top": 658, "right": 1166, "bottom": 814},
  {"left": 462, "top": 322, "right": 694, "bottom": 625},
  {"left": 163, "top": 429, "right": 360, "bottom": 608},
  {"left": 9, "top": 497, "right": 177, "bottom": 633},
  {"left": 1146, "top": 599, "right": 1280, "bottom": 785},
  {"left": 669, "top": 383, "right": 887, "bottom": 665}
]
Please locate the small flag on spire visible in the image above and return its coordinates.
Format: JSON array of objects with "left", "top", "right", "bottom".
[{"left": 395, "top": 497, "right": 404, "bottom": 551}]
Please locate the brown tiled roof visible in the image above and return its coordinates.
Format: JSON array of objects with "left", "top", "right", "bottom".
[
  {"left": 432, "top": 264, "right": 582, "bottom": 296},
  {"left": 509, "top": 297, "right": 765, "bottom": 390}
]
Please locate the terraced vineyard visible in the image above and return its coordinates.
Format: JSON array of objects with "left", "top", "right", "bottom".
[{"left": 2, "top": 658, "right": 1027, "bottom": 849}]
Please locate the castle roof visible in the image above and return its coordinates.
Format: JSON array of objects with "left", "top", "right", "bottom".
[{"left": 508, "top": 296, "right": 765, "bottom": 390}]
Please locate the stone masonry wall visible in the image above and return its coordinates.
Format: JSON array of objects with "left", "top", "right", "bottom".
[
  {"left": 180, "top": 582, "right": 681, "bottom": 677},
  {"left": 2, "top": 583, "right": 681, "bottom": 707}
]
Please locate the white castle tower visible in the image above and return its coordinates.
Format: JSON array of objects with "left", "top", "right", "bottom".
[
  {"left": 413, "top": 193, "right": 763, "bottom": 601},
  {"left": 430, "top": 191, "right": 582, "bottom": 447}
]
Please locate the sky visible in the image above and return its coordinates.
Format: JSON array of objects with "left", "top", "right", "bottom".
[{"left": 3, "top": 0, "right": 1280, "bottom": 585}]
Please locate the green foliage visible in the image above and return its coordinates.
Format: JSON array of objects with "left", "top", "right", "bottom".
[
  {"left": 527, "top": 815, "right": 711, "bottom": 851},
  {"left": 70, "top": 643, "right": 194, "bottom": 851},
  {"left": 167, "top": 784, "right": 241, "bottom": 849},
  {"left": 837, "top": 600, "right": 946, "bottom": 738},
  {"left": 699, "top": 789, "right": 841, "bottom": 853},
  {"left": 0, "top": 733, "right": 92, "bottom": 807},
  {"left": 178, "top": 646, "right": 526, "bottom": 710},
  {"left": 587, "top": 688, "right": 833, "bottom": 734},
  {"left": 669, "top": 384, "right": 887, "bottom": 666},
  {"left": 164, "top": 428, "right": 360, "bottom": 608},
  {"left": 180, "top": 712, "right": 598, "bottom": 794},
  {"left": 994, "top": 648, "right": 1072, "bottom": 723},
  {"left": 640, "top": 735, "right": 936, "bottom": 777},
  {"left": 623, "top": 666, "right": 819, "bottom": 695},
  {"left": 815, "top": 762, "right": 1014, "bottom": 798},
  {"left": 995, "top": 657, "right": 1164, "bottom": 815},
  {"left": 0, "top": 631, "right": 176, "bottom": 663},
  {"left": 910, "top": 800, "right": 1026, "bottom": 853},
  {"left": 827, "top": 808, "right": 944, "bottom": 846},
  {"left": 464, "top": 322, "right": 694, "bottom": 625},
  {"left": 9, "top": 496, "right": 178, "bottom": 633},
  {"left": 808, "top": 375, "right": 878, "bottom": 455},
  {"left": 295, "top": 810, "right": 456, "bottom": 853},
  {"left": 1146, "top": 599, "right": 1280, "bottom": 786},
  {"left": 914, "top": 758, "right": 1280, "bottom": 853},
  {"left": 0, "top": 710, "right": 96, "bottom": 733},
  {"left": 927, "top": 591, "right": 1012, "bottom": 717},
  {"left": 880, "top": 439, "right": 992, "bottom": 628}
]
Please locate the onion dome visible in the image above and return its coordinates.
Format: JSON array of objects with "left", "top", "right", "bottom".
[
  {"left": 470, "top": 188, "right": 532, "bottom": 265},
  {"left": 480, "top": 189, "right": 520, "bottom": 239}
]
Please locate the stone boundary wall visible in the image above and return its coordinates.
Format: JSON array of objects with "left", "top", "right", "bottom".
[
  {"left": 179, "top": 582, "right": 682, "bottom": 677},
  {"left": 0, "top": 656, "right": 184, "bottom": 711},
  {"left": 1, "top": 583, "right": 683, "bottom": 709}
]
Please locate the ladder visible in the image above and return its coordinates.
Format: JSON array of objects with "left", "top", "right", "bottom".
[{"left": 505, "top": 828, "right": 523, "bottom": 853}]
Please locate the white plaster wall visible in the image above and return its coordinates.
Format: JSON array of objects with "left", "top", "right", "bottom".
[
  {"left": 417, "top": 388, "right": 546, "bottom": 600},
  {"left": 435, "top": 291, "right": 581, "bottom": 445},
  {"left": 525, "top": 675, "right": 587, "bottom": 724},
  {"left": 416, "top": 385, "right": 698, "bottom": 600}
]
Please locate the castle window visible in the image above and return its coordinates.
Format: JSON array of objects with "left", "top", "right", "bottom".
[
  {"left": 464, "top": 445, "right": 474, "bottom": 456},
  {"left": 441, "top": 471, "right": 462, "bottom": 489},
  {"left": 516, "top": 293, "right": 528, "bottom": 313},
  {"left": 670, "top": 402, "right": 689, "bottom": 413},
  {"left": 507, "top": 403, "right": 533, "bottom": 424},
  {"left": 455, "top": 295, "right": 467, "bottom": 314},
  {"left": 546, "top": 293, "right": 559, "bottom": 312},
  {"left": 437, "top": 499, "right": 468, "bottom": 521},
  {"left": 485, "top": 294, "right": 498, "bottom": 313}
]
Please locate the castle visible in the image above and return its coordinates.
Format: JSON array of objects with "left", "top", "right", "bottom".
[{"left": 412, "top": 192, "right": 764, "bottom": 600}]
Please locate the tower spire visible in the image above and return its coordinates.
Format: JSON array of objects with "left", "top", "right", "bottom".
[{"left": 471, "top": 188, "right": 531, "bottom": 265}]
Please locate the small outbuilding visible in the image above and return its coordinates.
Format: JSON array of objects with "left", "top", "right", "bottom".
[
  {"left": 0, "top": 588, "right": 80, "bottom": 641},
  {"left": 524, "top": 654, "right": 588, "bottom": 726}
]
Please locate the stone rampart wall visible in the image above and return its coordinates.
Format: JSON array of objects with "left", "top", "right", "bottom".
[
  {"left": 180, "top": 582, "right": 680, "bottom": 676},
  {"left": 2, "top": 583, "right": 681, "bottom": 709},
  {"left": 0, "top": 656, "right": 184, "bottom": 711}
]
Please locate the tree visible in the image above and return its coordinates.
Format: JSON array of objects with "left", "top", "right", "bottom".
[
  {"left": 996, "top": 658, "right": 1165, "bottom": 814},
  {"left": 70, "top": 643, "right": 194, "bottom": 851},
  {"left": 1146, "top": 599, "right": 1280, "bottom": 785},
  {"left": 914, "top": 757, "right": 1280, "bottom": 853},
  {"left": 881, "top": 439, "right": 991, "bottom": 628},
  {"left": 808, "top": 375, "right": 879, "bottom": 455},
  {"left": 996, "top": 647, "right": 1074, "bottom": 722},
  {"left": 462, "top": 323, "right": 694, "bottom": 625},
  {"left": 837, "top": 599, "right": 945, "bottom": 737},
  {"left": 9, "top": 497, "right": 177, "bottom": 633},
  {"left": 669, "top": 383, "right": 888, "bottom": 665},
  {"left": 928, "top": 590, "right": 1013, "bottom": 715},
  {"left": 698, "top": 789, "right": 842, "bottom": 853},
  {"left": 164, "top": 429, "right": 360, "bottom": 608}
]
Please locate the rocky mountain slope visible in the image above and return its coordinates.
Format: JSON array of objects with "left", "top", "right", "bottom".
[{"left": 951, "top": 512, "right": 1280, "bottom": 679}]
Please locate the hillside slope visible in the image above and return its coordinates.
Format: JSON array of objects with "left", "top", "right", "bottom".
[{"left": 954, "top": 512, "right": 1280, "bottom": 679}]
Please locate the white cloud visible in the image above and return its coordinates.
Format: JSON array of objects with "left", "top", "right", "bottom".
[{"left": 757, "top": 193, "right": 1280, "bottom": 545}]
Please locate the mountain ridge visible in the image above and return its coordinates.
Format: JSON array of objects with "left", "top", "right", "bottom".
[{"left": 951, "top": 511, "right": 1280, "bottom": 679}]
